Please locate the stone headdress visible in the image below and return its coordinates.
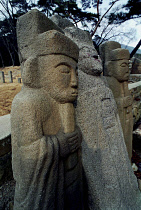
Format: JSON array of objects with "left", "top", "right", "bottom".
[
  {"left": 16, "top": 9, "right": 79, "bottom": 87},
  {"left": 99, "top": 41, "right": 130, "bottom": 75}
]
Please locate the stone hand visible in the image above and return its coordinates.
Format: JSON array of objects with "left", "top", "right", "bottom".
[
  {"left": 57, "top": 126, "right": 82, "bottom": 158},
  {"left": 68, "top": 126, "right": 82, "bottom": 153},
  {"left": 123, "top": 96, "right": 133, "bottom": 107}
]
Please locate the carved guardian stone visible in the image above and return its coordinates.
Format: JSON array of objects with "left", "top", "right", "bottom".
[{"left": 11, "top": 10, "right": 83, "bottom": 210}]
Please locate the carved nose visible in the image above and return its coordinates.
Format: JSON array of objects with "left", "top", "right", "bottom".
[{"left": 70, "top": 71, "right": 78, "bottom": 88}]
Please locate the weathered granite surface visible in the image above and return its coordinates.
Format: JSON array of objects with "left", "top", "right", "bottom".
[
  {"left": 77, "top": 71, "right": 141, "bottom": 209},
  {"left": 78, "top": 43, "right": 141, "bottom": 210},
  {"left": 50, "top": 15, "right": 74, "bottom": 29},
  {"left": 51, "top": 15, "right": 141, "bottom": 209},
  {"left": 11, "top": 10, "right": 83, "bottom": 210}
]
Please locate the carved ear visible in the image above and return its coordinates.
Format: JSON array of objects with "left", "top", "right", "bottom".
[
  {"left": 22, "top": 56, "right": 41, "bottom": 88},
  {"left": 105, "top": 61, "right": 113, "bottom": 76}
]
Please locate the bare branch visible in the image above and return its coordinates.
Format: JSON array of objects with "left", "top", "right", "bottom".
[
  {"left": 97, "top": 0, "right": 100, "bottom": 22},
  {"left": 0, "top": 0, "right": 13, "bottom": 20},
  {"left": 106, "top": 32, "right": 126, "bottom": 40},
  {"left": 91, "top": 0, "right": 119, "bottom": 37},
  {"left": 0, "top": 9, "right": 9, "bottom": 19},
  {"left": 100, "top": 23, "right": 111, "bottom": 38},
  {"left": 66, "top": 11, "right": 78, "bottom": 27}
]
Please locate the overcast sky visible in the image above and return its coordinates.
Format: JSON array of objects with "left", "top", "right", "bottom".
[
  {"left": 0, "top": 0, "right": 140, "bottom": 49},
  {"left": 77, "top": 0, "right": 141, "bottom": 49}
]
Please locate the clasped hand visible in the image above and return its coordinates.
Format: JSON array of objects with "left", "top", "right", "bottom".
[{"left": 57, "top": 126, "right": 82, "bottom": 158}]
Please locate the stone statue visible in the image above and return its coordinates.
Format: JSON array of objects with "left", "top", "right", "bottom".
[
  {"left": 51, "top": 15, "right": 141, "bottom": 209},
  {"left": 99, "top": 41, "right": 133, "bottom": 161},
  {"left": 11, "top": 10, "right": 83, "bottom": 210}
]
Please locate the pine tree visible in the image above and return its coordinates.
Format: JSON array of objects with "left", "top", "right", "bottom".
[{"left": 108, "top": 0, "right": 141, "bottom": 24}]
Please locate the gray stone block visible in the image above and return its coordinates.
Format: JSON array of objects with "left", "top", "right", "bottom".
[{"left": 50, "top": 15, "right": 74, "bottom": 29}]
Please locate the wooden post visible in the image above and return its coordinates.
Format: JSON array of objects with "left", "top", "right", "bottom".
[
  {"left": 0, "top": 71, "right": 5, "bottom": 83},
  {"left": 18, "top": 78, "right": 21, "bottom": 83},
  {"left": 8, "top": 71, "right": 13, "bottom": 83}
]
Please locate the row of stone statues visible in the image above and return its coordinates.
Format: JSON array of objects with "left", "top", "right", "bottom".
[{"left": 11, "top": 9, "right": 141, "bottom": 210}]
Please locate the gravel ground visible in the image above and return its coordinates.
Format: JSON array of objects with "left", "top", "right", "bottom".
[{"left": 0, "top": 179, "right": 15, "bottom": 210}]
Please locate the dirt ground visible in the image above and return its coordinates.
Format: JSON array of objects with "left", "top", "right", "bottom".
[{"left": 0, "top": 66, "right": 22, "bottom": 116}]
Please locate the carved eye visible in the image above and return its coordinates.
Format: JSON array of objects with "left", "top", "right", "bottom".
[
  {"left": 120, "top": 63, "right": 128, "bottom": 67},
  {"left": 60, "top": 65, "right": 70, "bottom": 73}
]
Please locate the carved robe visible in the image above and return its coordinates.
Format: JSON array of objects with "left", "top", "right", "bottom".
[
  {"left": 11, "top": 88, "right": 83, "bottom": 210},
  {"left": 105, "top": 76, "right": 133, "bottom": 160}
]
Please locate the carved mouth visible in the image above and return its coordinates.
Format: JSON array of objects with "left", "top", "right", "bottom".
[{"left": 71, "top": 91, "right": 78, "bottom": 95}]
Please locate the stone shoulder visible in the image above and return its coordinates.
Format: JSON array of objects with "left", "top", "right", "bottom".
[
  {"left": 12, "top": 89, "right": 39, "bottom": 111},
  {"left": 11, "top": 88, "right": 50, "bottom": 121}
]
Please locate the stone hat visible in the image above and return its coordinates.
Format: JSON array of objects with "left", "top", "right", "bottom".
[
  {"left": 109, "top": 48, "right": 130, "bottom": 61},
  {"left": 20, "top": 30, "right": 79, "bottom": 61},
  {"left": 17, "top": 9, "right": 79, "bottom": 62},
  {"left": 99, "top": 41, "right": 121, "bottom": 63}
]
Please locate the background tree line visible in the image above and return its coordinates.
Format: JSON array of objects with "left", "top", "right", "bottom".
[{"left": 0, "top": 0, "right": 140, "bottom": 67}]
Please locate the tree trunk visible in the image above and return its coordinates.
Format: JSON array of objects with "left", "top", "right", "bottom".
[
  {"left": 0, "top": 52, "right": 5, "bottom": 68},
  {"left": 130, "top": 39, "right": 141, "bottom": 58}
]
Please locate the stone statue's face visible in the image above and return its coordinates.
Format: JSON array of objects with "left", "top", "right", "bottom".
[
  {"left": 38, "top": 54, "right": 78, "bottom": 103},
  {"left": 111, "top": 59, "right": 129, "bottom": 81},
  {"left": 78, "top": 46, "right": 102, "bottom": 76}
]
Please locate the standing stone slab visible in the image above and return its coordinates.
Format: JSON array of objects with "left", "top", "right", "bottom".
[
  {"left": 51, "top": 15, "right": 141, "bottom": 209},
  {"left": 77, "top": 41, "right": 141, "bottom": 210},
  {"left": 77, "top": 71, "right": 141, "bottom": 209}
]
